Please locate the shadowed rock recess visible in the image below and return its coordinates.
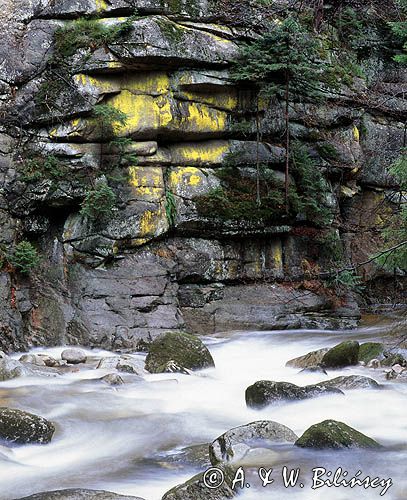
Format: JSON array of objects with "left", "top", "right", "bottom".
[{"left": 0, "top": 0, "right": 405, "bottom": 351}]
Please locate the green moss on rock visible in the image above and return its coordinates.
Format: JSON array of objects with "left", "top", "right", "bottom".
[
  {"left": 295, "top": 419, "right": 381, "bottom": 449},
  {"left": 358, "top": 342, "right": 385, "bottom": 363},
  {"left": 321, "top": 341, "right": 359, "bottom": 368},
  {"left": 145, "top": 331, "right": 215, "bottom": 374}
]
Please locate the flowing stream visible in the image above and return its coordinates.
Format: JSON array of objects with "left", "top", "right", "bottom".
[{"left": 0, "top": 320, "right": 406, "bottom": 500}]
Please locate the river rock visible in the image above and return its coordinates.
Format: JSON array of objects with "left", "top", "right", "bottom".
[
  {"left": 286, "top": 348, "right": 329, "bottom": 369},
  {"left": 358, "top": 342, "right": 385, "bottom": 363},
  {"left": 245, "top": 381, "right": 343, "bottom": 409},
  {"left": 0, "top": 407, "right": 55, "bottom": 444},
  {"left": 161, "top": 443, "right": 211, "bottom": 469},
  {"left": 209, "top": 421, "right": 298, "bottom": 466},
  {"left": 116, "top": 357, "right": 144, "bottom": 375},
  {"left": 37, "top": 354, "right": 60, "bottom": 367},
  {"left": 368, "top": 358, "right": 381, "bottom": 368},
  {"left": 0, "top": 358, "right": 31, "bottom": 380},
  {"left": 382, "top": 352, "right": 407, "bottom": 367},
  {"left": 16, "top": 490, "right": 145, "bottom": 499},
  {"left": 315, "top": 375, "right": 380, "bottom": 390},
  {"left": 295, "top": 419, "right": 381, "bottom": 449},
  {"left": 145, "top": 332, "right": 215, "bottom": 374},
  {"left": 19, "top": 354, "right": 46, "bottom": 366},
  {"left": 321, "top": 341, "right": 360, "bottom": 368},
  {"left": 61, "top": 348, "right": 87, "bottom": 365},
  {"left": 299, "top": 366, "right": 327, "bottom": 375},
  {"left": 162, "top": 466, "right": 236, "bottom": 500},
  {"left": 100, "top": 374, "right": 125, "bottom": 386}
]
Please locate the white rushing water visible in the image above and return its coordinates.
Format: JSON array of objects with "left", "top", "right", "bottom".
[{"left": 0, "top": 325, "right": 406, "bottom": 500}]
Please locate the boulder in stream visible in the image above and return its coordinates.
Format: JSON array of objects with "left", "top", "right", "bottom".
[
  {"left": 321, "top": 341, "right": 360, "bottom": 368},
  {"left": 16, "top": 490, "right": 145, "bottom": 500},
  {"left": 209, "top": 420, "right": 298, "bottom": 465},
  {"left": 295, "top": 419, "right": 381, "bottom": 449},
  {"left": 286, "top": 348, "right": 329, "bottom": 369},
  {"left": 0, "top": 358, "right": 32, "bottom": 381},
  {"left": 19, "top": 354, "right": 46, "bottom": 366},
  {"left": 100, "top": 374, "right": 125, "bottom": 386},
  {"left": 315, "top": 375, "right": 380, "bottom": 390},
  {"left": 0, "top": 407, "right": 55, "bottom": 444},
  {"left": 358, "top": 342, "right": 385, "bottom": 363},
  {"left": 61, "top": 348, "right": 87, "bottom": 365},
  {"left": 145, "top": 332, "right": 215, "bottom": 374},
  {"left": 162, "top": 465, "right": 236, "bottom": 500},
  {"left": 245, "top": 381, "right": 343, "bottom": 409}
]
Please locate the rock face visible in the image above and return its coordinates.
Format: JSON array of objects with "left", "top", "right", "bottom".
[
  {"left": 321, "top": 341, "right": 360, "bottom": 368},
  {"left": 0, "top": 407, "right": 55, "bottom": 444},
  {"left": 245, "top": 381, "right": 343, "bottom": 409},
  {"left": 16, "top": 490, "right": 144, "bottom": 500},
  {"left": 295, "top": 420, "right": 381, "bottom": 449},
  {"left": 209, "top": 421, "right": 298, "bottom": 465},
  {"left": 0, "top": 1, "right": 405, "bottom": 350},
  {"left": 145, "top": 331, "right": 215, "bottom": 373}
]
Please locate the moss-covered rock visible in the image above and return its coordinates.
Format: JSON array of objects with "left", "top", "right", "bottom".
[
  {"left": 145, "top": 331, "right": 215, "bottom": 374},
  {"left": 0, "top": 407, "right": 55, "bottom": 444},
  {"left": 321, "top": 341, "right": 359, "bottom": 368},
  {"left": 382, "top": 352, "right": 407, "bottom": 367},
  {"left": 295, "top": 419, "right": 381, "bottom": 449},
  {"left": 245, "top": 381, "right": 342, "bottom": 409},
  {"left": 358, "top": 342, "right": 385, "bottom": 363}
]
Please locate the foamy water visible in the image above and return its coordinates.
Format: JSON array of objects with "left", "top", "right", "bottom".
[{"left": 0, "top": 324, "right": 406, "bottom": 499}]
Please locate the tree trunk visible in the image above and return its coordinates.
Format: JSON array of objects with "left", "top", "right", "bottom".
[
  {"left": 285, "top": 69, "right": 290, "bottom": 212},
  {"left": 256, "top": 100, "right": 261, "bottom": 206}
]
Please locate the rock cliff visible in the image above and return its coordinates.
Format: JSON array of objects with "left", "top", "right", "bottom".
[{"left": 0, "top": 0, "right": 405, "bottom": 351}]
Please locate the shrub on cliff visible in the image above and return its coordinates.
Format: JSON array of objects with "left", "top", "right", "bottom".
[{"left": 9, "top": 241, "right": 40, "bottom": 275}]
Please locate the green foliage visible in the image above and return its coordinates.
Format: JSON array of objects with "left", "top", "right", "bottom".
[
  {"left": 317, "top": 143, "right": 339, "bottom": 162},
  {"left": 291, "top": 142, "right": 332, "bottom": 226},
  {"left": 195, "top": 167, "right": 299, "bottom": 223},
  {"left": 232, "top": 16, "right": 331, "bottom": 99},
  {"left": 20, "top": 155, "right": 67, "bottom": 183},
  {"left": 81, "top": 181, "right": 116, "bottom": 221},
  {"left": 108, "top": 137, "right": 138, "bottom": 166},
  {"left": 165, "top": 190, "right": 177, "bottom": 227},
  {"left": 317, "top": 229, "right": 344, "bottom": 265},
  {"left": 9, "top": 241, "right": 40, "bottom": 275},
  {"left": 54, "top": 15, "right": 137, "bottom": 57},
  {"left": 329, "top": 270, "right": 365, "bottom": 293},
  {"left": 390, "top": 0, "right": 407, "bottom": 65},
  {"left": 93, "top": 104, "right": 128, "bottom": 137},
  {"left": 374, "top": 151, "right": 407, "bottom": 270}
]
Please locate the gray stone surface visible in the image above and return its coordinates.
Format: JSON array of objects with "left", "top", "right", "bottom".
[
  {"left": 15, "top": 490, "right": 144, "bottom": 500},
  {"left": 0, "top": 407, "right": 55, "bottom": 444}
]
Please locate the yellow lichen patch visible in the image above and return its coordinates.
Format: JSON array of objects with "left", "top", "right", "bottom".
[
  {"left": 138, "top": 206, "right": 167, "bottom": 238},
  {"left": 122, "top": 72, "right": 170, "bottom": 96},
  {"left": 95, "top": 0, "right": 108, "bottom": 12},
  {"left": 107, "top": 91, "right": 173, "bottom": 136},
  {"left": 49, "top": 118, "right": 85, "bottom": 140},
  {"left": 353, "top": 125, "right": 360, "bottom": 142},
  {"left": 168, "top": 167, "right": 203, "bottom": 189},
  {"left": 73, "top": 73, "right": 119, "bottom": 94},
  {"left": 128, "top": 166, "right": 164, "bottom": 201},
  {"left": 179, "top": 102, "right": 227, "bottom": 134},
  {"left": 170, "top": 141, "right": 229, "bottom": 165}
]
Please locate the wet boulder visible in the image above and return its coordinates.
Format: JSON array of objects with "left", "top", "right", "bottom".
[
  {"left": 0, "top": 407, "right": 55, "bottom": 444},
  {"left": 321, "top": 341, "right": 359, "bottom": 368},
  {"left": 358, "top": 342, "right": 385, "bottom": 363},
  {"left": 245, "top": 381, "right": 343, "bottom": 409},
  {"left": 162, "top": 465, "right": 236, "bottom": 500},
  {"left": 61, "top": 348, "right": 87, "bottom": 364},
  {"left": 19, "top": 354, "right": 46, "bottom": 366},
  {"left": 145, "top": 332, "right": 215, "bottom": 374},
  {"left": 16, "top": 490, "right": 145, "bottom": 499},
  {"left": 100, "top": 374, "right": 125, "bottom": 386},
  {"left": 286, "top": 348, "right": 329, "bottom": 369},
  {"left": 0, "top": 358, "right": 32, "bottom": 381},
  {"left": 315, "top": 375, "right": 380, "bottom": 390},
  {"left": 295, "top": 419, "right": 381, "bottom": 449},
  {"left": 209, "top": 420, "right": 298, "bottom": 466},
  {"left": 382, "top": 352, "right": 407, "bottom": 367},
  {"left": 160, "top": 443, "right": 211, "bottom": 470}
]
